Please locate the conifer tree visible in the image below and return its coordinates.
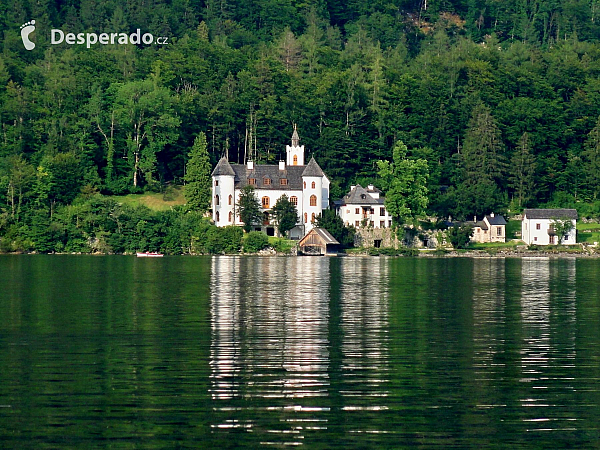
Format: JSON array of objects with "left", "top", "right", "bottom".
[
  {"left": 237, "top": 185, "right": 261, "bottom": 233},
  {"left": 184, "top": 133, "right": 212, "bottom": 212},
  {"left": 509, "top": 132, "right": 536, "bottom": 208},
  {"left": 583, "top": 116, "right": 600, "bottom": 200}
]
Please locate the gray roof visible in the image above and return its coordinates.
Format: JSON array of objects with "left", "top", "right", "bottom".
[
  {"left": 212, "top": 157, "right": 235, "bottom": 176},
  {"left": 341, "top": 185, "right": 385, "bottom": 205},
  {"left": 485, "top": 214, "right": 507, "bottom": 225},
  {"left": 302, "top": 157, "right": 325, "bottom": 177},
  {"left": 524, "top": 209, "right": 578, "bottom": 220},
  {"left": 230, "top": 164, "right": 305, "bottom": 190}
]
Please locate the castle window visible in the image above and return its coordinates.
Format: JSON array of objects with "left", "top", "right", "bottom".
[
  {"left": 262, "top": 196, "right": 270, "bottom": 208},
  {"left": 290, "top": 196, "right": 298, "bottom": 206},
  {"left": 304, "top": 213, "right": 307, "bottom": 223},
  {"left": 311, "top": 181, "right": 316, "bottom": 189},
  {"left": 229, "top": 194, "right": 232, "bottom": 205},
  {"left": 310, "top": 195, "right": 317, "bottom": 207},
  {"left": 311, "top": 213, "right": 316, "bottom": 223},
  {"left": 215, "top": 195, "right": 220, "bottom": 206},
  {"left": 355, "top": 220, "right": 360, "bottom": 227},
  {"left": 293, "top": 155, "right": 298, "bottom": 165},
  {"left": 380, "top": 207, "right": 385, "bottom": 216},
  {"left": 280, "top": 178, "right": 288, "bottom": 186},
  {"left": 249, "top": 178, "right": 256, "bottom": 185},
  {"left": 303, "top": 181, "right": 306, "bottom": 189},
  {"left": 215, "top": 180, "right": 219, "bottom": 186},
  {"left": 264, "top": 178, "right": 271, "bottom": 186},
  {"left": 355, "top": 208, "right": 360, "bottom": 214},
  {"left": 536, "top": 223, "right": 541, "bottom": 230},
  {"left": 216, "top": 211, "right": 220, "bottom": 222},
  {"left": 380, "top": 221, "right": 385, "bottom": 228},
  {"left": 229, "top": 211, "right": 233, "bottom": 222}
]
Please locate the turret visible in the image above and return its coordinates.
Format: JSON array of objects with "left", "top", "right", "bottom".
[
  {"left": 286, "top": 124, "right": 305, "bottom": 166},
  {"left": 302, "top": 157, "right": 326, "bottom": 233},
  {"left": 211, "top": 157, "right": 236, "bottom": 226}
]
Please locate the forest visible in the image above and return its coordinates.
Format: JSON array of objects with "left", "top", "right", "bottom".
[{"left": 2, "top": 0, "right": 600, "bottom": 253}]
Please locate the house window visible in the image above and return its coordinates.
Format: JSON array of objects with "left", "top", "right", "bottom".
[
  {"left": 293, "top": 155, "right": 298, "bottom": 165},
  {"left": 370, "top": 221, "right": 374, "bottom": 227},
  {"left": 310, "top": 195, "right": 317, "bottom": 206},
  {"left": 311, "top": 181, "right": 316, "bottom": 189},
  {"left": 249, "top": 178, "right": 256, "bottom": 185},
  {"left": 388, "top": 220, "right": 392, "bottom": 227},
  {"left": 215, "top": 195, "right": 220, "bottom": 206},
  {"left": 264, "top": 178, "right": 271, "bottom": 186},
  {"left": 262, "top": 197, "right": 270, "bottom": 208},
  {"left": 380, "top": 207, "right": 385, "bottom": 216},
  {"left": 534, "top": 236, "right": 538, "bottom": 242},
  {"left": 215, "top": 180, "right": 219, "bottom": 186},
  {"left": 216, "top": 211, "right": 220, "bottom": 222},
  {"left": 497, "top": 227, "right": 501, "bottom": 236},
  {"left": 290, "top": 196, "right": 298, "bottom": 206},
  {"left": 280, "top": 178, "right": 288, "bottom": 186},
  {"left": 525, "top": 223, "right": 527, "bottom": 230},
  {"left": 355, "top": 220, "right": 360, "bottom": 227},
  {"left": 380, "top": 221, "right": 385, "bottom": 228},
  {"left": 228, "top": 211, "right": 232, "bottom": 222},
  {"left": 311, "top": 213, "right": 315, "bottom": 223},
  {"left": 564, "top": 235, "right": 568, "bottom": 241},
  {"left": 228, "top": 194, "right": 232, "bottom": 205},
  {"left": 536, "top": 223, "right": 541, "bottom": 230},
  {"left": 304, "top": 213, "right": 307, "bottom": 223},
  {"left": 355, "top": 208, "right": 360, "bottom": 214}
]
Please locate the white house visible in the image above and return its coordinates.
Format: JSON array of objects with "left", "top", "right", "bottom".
[
  {"left": 335, "top": 185, "right": 392, "bottom": 228},
  {"left": 521, "top": 209, "right": 578, "bottom": 245},
  {"left": 468, "top": 213, "right": 507, "bottom": 243},
  {"left": 211, "top": 126, "right": 330, "bottom": 238}
]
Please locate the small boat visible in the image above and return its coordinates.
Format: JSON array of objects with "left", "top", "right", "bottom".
[{"left": 136, "top": 252, "right": 164, "bottom": 257}]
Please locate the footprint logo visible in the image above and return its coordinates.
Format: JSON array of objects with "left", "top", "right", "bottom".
[{"left": 20, "top": 20, "right": 36, "bottom": 50}]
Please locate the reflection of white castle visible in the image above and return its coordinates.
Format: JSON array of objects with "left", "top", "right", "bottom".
[{"left": 211, "top": 126, "right": 330, "bottom": 239}]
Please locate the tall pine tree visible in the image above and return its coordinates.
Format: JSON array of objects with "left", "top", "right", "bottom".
[{"left": 184, "top": 133, "right": 212, "bottom": 212}]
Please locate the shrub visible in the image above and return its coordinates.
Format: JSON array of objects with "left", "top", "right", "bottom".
[{"left": 244, "top": 231, "right": 269, "bottom": 253}]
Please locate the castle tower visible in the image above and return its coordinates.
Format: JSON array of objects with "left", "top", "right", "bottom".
[
  {"left": 302, "top": 157, "right": 326, "bottom": 233},
  {"left": 286, "top": 124, "right": 305, "bottom": 166},
  {"left": 211, "top": 157, "right": 236, "bottom": 226}
]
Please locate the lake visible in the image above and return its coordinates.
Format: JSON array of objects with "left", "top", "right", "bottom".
[{"left": 1, "top": 255, "right": 599, "bottom": 448}]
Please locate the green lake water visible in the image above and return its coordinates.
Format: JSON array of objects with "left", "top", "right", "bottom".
[{"left": 1, "top": 255, "right": 599, "bottom": 448}]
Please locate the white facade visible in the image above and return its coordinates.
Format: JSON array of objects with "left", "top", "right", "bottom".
[
  {"left": 336, "top": 185, "right": 392, "bottom": 228},
  {"left": 211, "top": 128, "right": 329, "bottom": 238},
  {"left": 521, "top": 209, "right": 577, "bottom": 245}
]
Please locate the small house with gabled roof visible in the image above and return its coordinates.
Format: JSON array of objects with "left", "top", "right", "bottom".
[
  {"left": 211, "top": 126, "right": 330, "bottom": 239},
  {"left": 468, "top": 213, "right": 507, "bottom": 243},
  {"left": 521, "top": 209, "right": 578, "bottom": 245},
  {"left": 298, "top": 227, "right": 340, "bottom": 255},
  {"left": 335, "top": 184, "right": 392, "bottom": 229}
]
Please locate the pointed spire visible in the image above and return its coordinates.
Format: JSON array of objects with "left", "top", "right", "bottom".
[
  {"left": 302, "top": 157, "right": 325, "bottom": 177},
  {"left": 212, "top": 157, "right": 235, "bottom": 176},
  {"left": 291, "top": 123, "right": 299, "bottom": 147}
]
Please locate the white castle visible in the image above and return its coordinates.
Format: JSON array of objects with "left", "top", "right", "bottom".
[{"left": 211, "top": 126, "right": 330, "bottom": 239}]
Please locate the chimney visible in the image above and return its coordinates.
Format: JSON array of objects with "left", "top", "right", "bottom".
[
  {"left": 473, "top": 216, "right": 476, "bottom": 222},
  {"left": 279, "top": 161, "right": 285, "bottom": 170},
  {"left": 350, "top": 185, "right": 356, "bottom": 191},
  {"left": 490, "top": 212, "right": 495, "bottom": 217},
  {"left": 247, "top": 160, "right": 254, "bottom": 170},
  {"left": 367, "top": 184, "right": 374, "bottom": 190}
]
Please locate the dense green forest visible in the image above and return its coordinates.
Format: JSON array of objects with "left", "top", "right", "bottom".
[{"left": 2, "top": 0, "right": 600, "bottom": 252}]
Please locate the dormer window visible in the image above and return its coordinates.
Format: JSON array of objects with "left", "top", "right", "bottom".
[
  {"left": 280, "top": 178, "right": 288, "bottom": 186},
  {"left": 249, "top": 178, "right": 256, "bottom": 185},
  {"left": 361, "top": 194, "right": 366, "bottom": 199},
  {"left": 264, "top": 178, "right": 271, "bottom": 186}
]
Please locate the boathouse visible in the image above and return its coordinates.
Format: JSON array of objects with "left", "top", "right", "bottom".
[{"left": 298, "top": 227, "right": 340, "bottom": 255}]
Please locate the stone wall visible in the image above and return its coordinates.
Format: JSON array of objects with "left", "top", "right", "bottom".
[{"left": 354, "top": 227, "right": 447, "bottom": 249}]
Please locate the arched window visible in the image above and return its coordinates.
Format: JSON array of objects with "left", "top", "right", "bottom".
[
  {"left": 228, "top": 194, "right": 232, "bottom": 205},
  {"left": 303, "top": 181, "right": 306, "bottom": 189},
  {"left": 311, "top": 213, "right": 315, "bottom": 223},
  {"left": 304, "top": 213, "right": 307, "bottom": 223},
  {"left": 216, "top": 211, "right": 220, "bottom": 222},
  {"left": 310, "top": 195, "right": 317, "bottom": 206},
  {"left": 262, "top": 196, "right": 270, "bottom": 208},
  {"left": 228, "top": 211, "right": 232, "bottom": 222},
  {"left": 311, "top": 181, "right": 316, "bottom": 189},
  {"left": 215, "top": 195, "right": 220, "bottom": 206},
  {"left": 290, "top": 196, "right": 298, "bottom": 206},
  {"left": 293, "top": 155, "right": 298, "bottom": 165}
]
